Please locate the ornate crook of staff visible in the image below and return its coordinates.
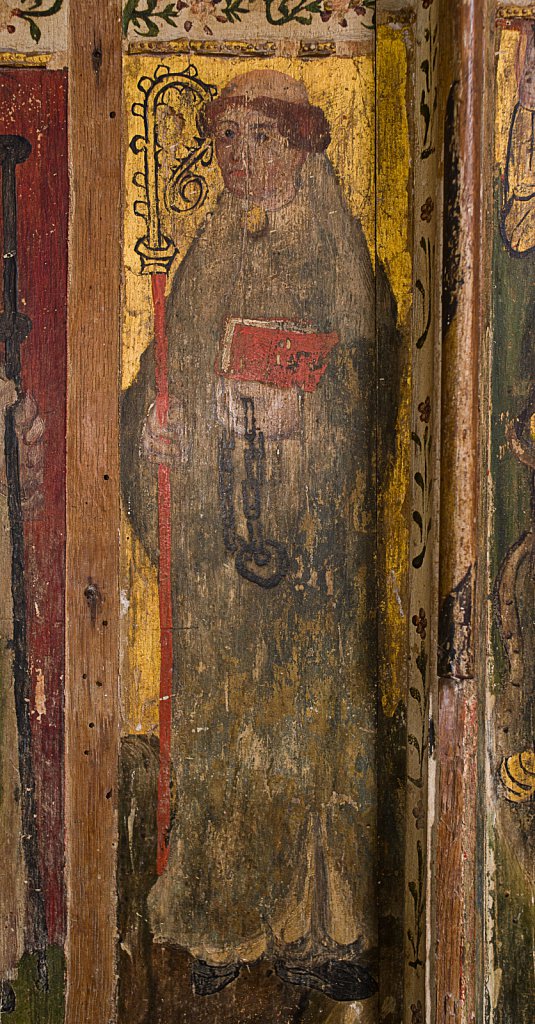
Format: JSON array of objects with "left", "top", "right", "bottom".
[
  {"left": 131, "top": 65, "right": 217, "bottom": 874},
  {"left": 0, "top": 136, "right": 48, "bottom": 972}
]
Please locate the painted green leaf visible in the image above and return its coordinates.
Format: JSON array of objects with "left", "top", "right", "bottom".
[
  {"left": 412, "top": 546, "right": 426, "bottom": 569},
  {"left": 29, "top": 19, "right": 42, "bottom": 42}
]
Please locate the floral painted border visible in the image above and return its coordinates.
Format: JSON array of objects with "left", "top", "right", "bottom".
[
  {"left": 0, "top": 0, "right": 64, "bottom": 44},
  {"left": 123, "top": 0, "right": 374, "bottom": 37},
  {"left": 404, "top": 0, "right": 439, "bottom": 1020}
]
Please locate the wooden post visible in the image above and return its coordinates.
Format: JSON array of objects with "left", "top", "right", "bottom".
[
  {"left": 435, "top": 1, "right": 495, "bottom": 1021},
  {"left": 65, "top": 3, "right": 122, "bottom": 1022}
]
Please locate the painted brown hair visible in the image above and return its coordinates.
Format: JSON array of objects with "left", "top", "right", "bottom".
[{"left": 201, "top": 96, "right": 331, "bottom": 154}]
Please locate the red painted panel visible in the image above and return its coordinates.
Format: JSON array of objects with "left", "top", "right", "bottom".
[{"left": 0, "top": 69, "right": 68, "bottom": 945}]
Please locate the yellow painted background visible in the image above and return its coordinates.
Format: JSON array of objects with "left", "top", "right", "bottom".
[
  {"left": 377, "top": 29, "right": 412, "bottom": 716},
  {"left": 496, "top": 26, "right": 522, "bottom": 172},
  {"left": 121, "top": 34, "right": 411, "bottom": 734},
  {"left": 495, "top": 25, "right": 535, "bottom": 446}
]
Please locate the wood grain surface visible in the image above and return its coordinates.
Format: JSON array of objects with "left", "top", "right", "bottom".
[
  {"left": 435, "top": 1, "right": 495, "bottom": 1021},
  {"left": 64, "top": 3, "right": 122, "bottom": 1022}
]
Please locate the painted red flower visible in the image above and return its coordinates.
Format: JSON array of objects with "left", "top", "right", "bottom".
[
  {"left": 411, "top": 1001, "right": 424, "bottom": 1024},
  {"left": 418, "top": 396, "right": 431, "bottom": 423},
  {"left": 0, "top": 2, "right": 16, "bottom": 33},
  {"left": 420, "top": 197, "right": 434, "bottom": 222},
  {"left": 412, "top": 608, "right": 427, "bottom": 640},
  {"left": 412, "top": 798, "right": 425, "bottom": 830}
]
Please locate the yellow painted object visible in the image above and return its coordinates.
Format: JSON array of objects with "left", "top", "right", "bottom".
[
  {"left": 0, "top": 51, "right": 50, "bottom": 66},
  {"left": 500, "top": 750, "right": 535, "bottom": 803}
]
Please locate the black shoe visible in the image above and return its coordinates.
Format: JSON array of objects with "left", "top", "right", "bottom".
[
  {"left": 0, "top": 981, "right": 16, "bottom": 1013},
  {"left": 274, "top": 958, "right": 378, "bottom": 1002},
  {"left": 191, "top": 958, "right": 240, "bottom": 997}
]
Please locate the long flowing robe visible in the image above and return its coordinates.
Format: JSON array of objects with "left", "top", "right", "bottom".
[{"left": 122, "top": 154, "right": 396, "bottom": 970}]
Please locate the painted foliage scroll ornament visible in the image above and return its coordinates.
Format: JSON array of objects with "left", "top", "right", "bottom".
[
  {"left": 419, "top": 17, "right": 438, "bottom": 161},
  {"left": 405, "top": 2, "right": 439, "bottom": 1006},
  {"left": 264, "top": 0, "right": 374, "bottom": 27},
  {"left": 411, "top": 416, "right": 432, "bottom": 571},
  {"left": 0, "top": 0, "right": 64, "bottom": 43},
  {"left": 122, "top": 0, "right": 375, "bottom": 36},
  {"left": 414, "top": 200, "right": 435, "bottom": 354},
  {"left": 408, "top": 614, "right": 429, "bottom": 791},
  {"left": 415, "top": 236, "right": 434, "bottom": 351},
  {"left": 407, "top": 610, "right": 429, "bottom": 972}
]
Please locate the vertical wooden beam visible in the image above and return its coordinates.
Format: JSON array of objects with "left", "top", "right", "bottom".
[
  {"left": 65, "top": 3, "right": 122, "bottom": 1022},
  {"left": 435, "top": 1, "right": 494, "bottom": 1021}
]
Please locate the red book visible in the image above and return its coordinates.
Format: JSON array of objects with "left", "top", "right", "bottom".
[{"left": 216, "top": 317, "right": 339, "bottom": 393}]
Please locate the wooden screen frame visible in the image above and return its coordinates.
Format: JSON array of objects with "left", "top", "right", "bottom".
[
  {"left": 65, "top": 4, "right": 122, "bottom": 1022},
  {"left": 57, "top": 2, "right": 499, "bottom": 1022}
]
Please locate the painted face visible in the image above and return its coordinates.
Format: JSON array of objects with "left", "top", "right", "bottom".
[{"left": 214, "top": 105, "right": 306, "bottom": 209}]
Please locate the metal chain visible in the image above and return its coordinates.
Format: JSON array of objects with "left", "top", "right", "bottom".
[
  {"left": 217, "top": 396, "right": 289, "bottom": 589},
  {"left": 218, "top": 428, "right": 238, "bottom": 554}
]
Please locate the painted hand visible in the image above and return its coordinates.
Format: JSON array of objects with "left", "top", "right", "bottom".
[
  {"left": 519, "top": 22, "right": 535, "bottom": 110},
  {"left": 142, "top": 397, "right": 190, "bottom": 467},
  {"left": 0, "top": 379, "right": 44, "bottom": 515},
  {"left": 215, "top": 379, "right": 302, "bottom": 440}
]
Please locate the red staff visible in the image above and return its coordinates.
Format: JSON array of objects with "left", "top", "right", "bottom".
[{"left": 131, "top": 64, "right": 216, "bottom": 873}]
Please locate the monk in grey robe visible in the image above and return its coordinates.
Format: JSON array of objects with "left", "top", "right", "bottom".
[{"left": 122, "top": 70, "right": 398, "bottom": 1003}]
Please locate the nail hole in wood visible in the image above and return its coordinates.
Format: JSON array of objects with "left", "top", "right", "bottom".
[
  {"left": 84, "top": 581, "right": 102, "bottom": 627},
  {"left": 92, "top": 45, "right": 102, "bottom": 74}
]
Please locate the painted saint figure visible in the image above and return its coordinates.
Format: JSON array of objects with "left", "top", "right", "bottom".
[
  {"left": 122, "top": 70, "right": 398, "bottom": 1002},
  {"left": 0, "top": 380, "right": 44, "bottom": 1006},
  {"left": 502, "top": 22, "right": 535, "bottom": 257},
  {"left": 497, "top": 24, "right": 535, "bottom": 806}
]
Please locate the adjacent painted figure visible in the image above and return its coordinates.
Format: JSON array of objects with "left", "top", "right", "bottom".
[
  {"left": 498, "top": 24, "right": 535, "bottom": 805},
  {"left": 503, "top": 23, "right": 535, "bottom": 258},
  {"left": 0, "top": 381, "right": 43, "bottom": 997},
  {"left": 122, "top": 70, "right": 397, "bottom": 1003}
]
